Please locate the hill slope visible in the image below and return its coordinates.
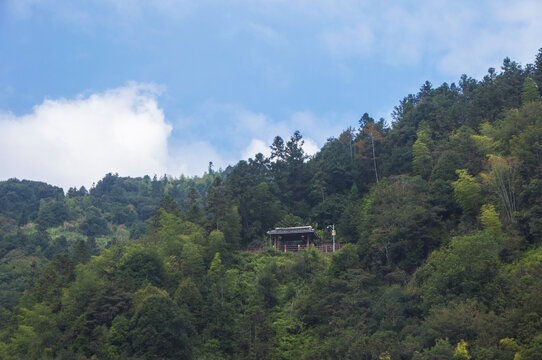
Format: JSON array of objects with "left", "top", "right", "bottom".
[{"left": 1, "top": 50, "right": 542, "bottom": 359}]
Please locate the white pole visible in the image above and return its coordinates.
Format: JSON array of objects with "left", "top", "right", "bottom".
[{"left": 332, "top": 224, "right": 336, "bottom": 252}]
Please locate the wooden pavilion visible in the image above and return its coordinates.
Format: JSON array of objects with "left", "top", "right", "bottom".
[{"left": 267, "top": 226, "right": 318, "bottom": 252}]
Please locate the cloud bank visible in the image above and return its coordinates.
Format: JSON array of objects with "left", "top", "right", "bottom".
[
  {"left": 0, "top": 83, "right": 172, "bottom": 189},
  {"left": 0, "top": 84, "right": 334, "bottom": 190}
]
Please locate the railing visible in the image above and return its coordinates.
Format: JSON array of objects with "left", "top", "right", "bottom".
[
  {"left": 314, "top": 243, "right": 342, "bottom": 253},
  {"left": 246, "top": 243, "right": 341, "bottom": 254}
]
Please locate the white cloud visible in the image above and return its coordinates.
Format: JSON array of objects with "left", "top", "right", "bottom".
[
  {"left": 331, "top": 1, "right": 539, "bottom": 76},
  {"left": 237, "top": 109, "right": 268, "bottom": 133},
  {"left": 436, "top": 0, "right": 542, "bottom": 76},
  {"left": 289, "top": 110, "right": 349, "bottom": 144},
  {"left": 0, "top": 85, "right": 345, "bottom": 190},
  {"left": 238, "top": 110, "right": 347, "bottom": 161},
  {"left": 0, "top": 83, "right": 174, "bottom": 190},
  {"left": 241, "top": 139, "right": 271, "bottom": 160},
  {"left": 302, "top": 138, "right": 319, "bottom": 157},
  {"left": 236, "top": 109, "right": 349, "bottom": 156}
]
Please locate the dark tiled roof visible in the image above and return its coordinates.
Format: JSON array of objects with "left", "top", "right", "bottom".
[{"left": 267, "top": 226, "right": 317, "bottom": 236}]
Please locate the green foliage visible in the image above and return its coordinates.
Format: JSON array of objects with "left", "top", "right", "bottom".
[
  {"left": 483, "top": 155, "right": 518, "bottom": 223},
  {"left": 184, "top": 186, "right": 204, "bottom": 224},
  {"left": 79, "top": 206, "right": 109, "bottom": 237},
  {"left": 509, "top": 102, "right": 542, "bottom": 178},
  {"left": 412, "top": 138, "right": 432, "bottom": 179},
  {"left": 119, "top": 248, "right": 165, "bottom": 289},
  {"left": 275, "top": 213, "right": 304, "bottom": 228},
  {"left": 257, "top": 263, "right": 280, "bottom": 308},
  {"left": 239, "top": 181, "right": 284, "bottom": 246},
  {"left": 337, "top": 184, "right": 362, "bottom": 243},
  {"left": 360, "top": 176, "right": 443, "bottom": 272},
  {"left": 521, "top": 334, "right": 542, "bottom": 360},
  {"left": 103, "top": 315, "right": 130, "bottom": 359},
  {"left": 5, "top": 304, "right": 59, "bottom": 359},
  {"left": 174, "top": 277, "right": 202, "bottom": 313},
  {"left": 454, "top": 339, "right": 471, "bottom": 359},
  {"left": 431, "top": 151, "right": 464, "bottom": 182},
  {"left": 326, "top": 243, "right": 359, "bottom": 278},
  {"left": 518, "top": 179, "right": 542, "bottom": 243},
  {"left": 130, "top": 285, "right": 192, "bottom": 359},
  {"left": 493, "top": 102, "right": 542, "bottom": 178},
  {"left": 453, "top": 169, "right": 482, "bottom": 220},
  {"left": 522, "top": 77, "right": 540, "bottom": 104},
  {"left": 37, "top": 199, "right": 68, "bottom": 231},
  {"left": 2, "top": 50, "right": 542, "bottom": 360},
  {"left": 480, "top": 204, "right": 502, "bottom": 236},
  {"left": 413, "top": 231, "right": 500, "bottom": 310},
  {"left": 0, "top": 179, "right": 63, "bottom": 223},
  {"left": 448, "top": 127, "right": 486, "bottom": 175},
  {"left": 309, "top": 193, "right": 347, "bottom": 228},
  {"left": 271, "top": 315, "right": 308, "bottom": 359},
  {"left": 423, "top": 338, "right": 455, "bottom": 360},
  {"left": 72, "top": 239, "right": 90, "bottom": 264},
  {"left": 180, "top": 242, "right": 205, "bottom": 283},
  {"left": 207, "top": 230, "right": 227, "bottom": 264},
  {"left": 222, "top": 205, "right": 242, "bottom": 250},
  {"left": 206, "top": 176, "right": 229, "bottom": 230},
  {"left": 270, "top": 131, "right": 313, "bottom": 217}
]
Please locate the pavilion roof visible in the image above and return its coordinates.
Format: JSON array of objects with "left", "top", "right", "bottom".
[{"left": 267, "top": 226, "right": 318, "bottom": 237}]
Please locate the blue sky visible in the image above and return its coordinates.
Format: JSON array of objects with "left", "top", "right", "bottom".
[{"left": 1, "top": 0, "right": 541, "bottom": 189}]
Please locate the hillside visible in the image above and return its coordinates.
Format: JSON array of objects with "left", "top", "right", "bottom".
[{"left": 0, "top": 50, "right": 542, "bottom": 359}]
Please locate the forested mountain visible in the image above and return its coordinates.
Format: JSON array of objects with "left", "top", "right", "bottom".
[{"left": 1, "top": 50, "right": 542, "bottom": 359}]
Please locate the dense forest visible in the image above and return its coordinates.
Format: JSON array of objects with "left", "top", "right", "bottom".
[{"left": 1, "top": 49, "right": 542, "bottom": 359}]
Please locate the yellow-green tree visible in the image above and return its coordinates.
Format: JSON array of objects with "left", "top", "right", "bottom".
[
  {"left": 480, "top": 204, "right": 502, "bottom": 236},
  {"left": 482, "top": 155, "right": 518, "bottom": 223},
  {"left": 412, "top": 138, "right": 432, "bottom": 179},
  {"left": 522, "top": 77, "right": 540, "bottom": 104},
  {"left": 453, "top": 339, "right": 471, "bottom": 359},
  {"left": 452, "top": 169, "right": 482, "bottom": 219}
]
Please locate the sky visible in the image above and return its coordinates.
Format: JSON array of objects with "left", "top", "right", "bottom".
[{"left": 0, "top": 0, "right": 541, "bottom": 190}]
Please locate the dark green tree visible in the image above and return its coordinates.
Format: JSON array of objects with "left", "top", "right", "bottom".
[
  {"left": 206, "top": 177, "right": 229, "bottom": 230},
  {"left": 184, "top": 187, "right": 203, "bottom": 224},
  {"left": 119, "top": 248, "right": 165, "bottom": 289},
  {"left": 270, "top": 131, "right": 312, "bottom": 216},
  {"left": 36, "top": 199, "right": 68, "bottom": 231},
  {"left": 79, "top": 206, "right": 109, "bottom": 237},
  {"left": 130, "top": 286, "right": 192, "bottom": 360},
  {"left": 532, "top": 47, "right": 542, "bottom": 95}
]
